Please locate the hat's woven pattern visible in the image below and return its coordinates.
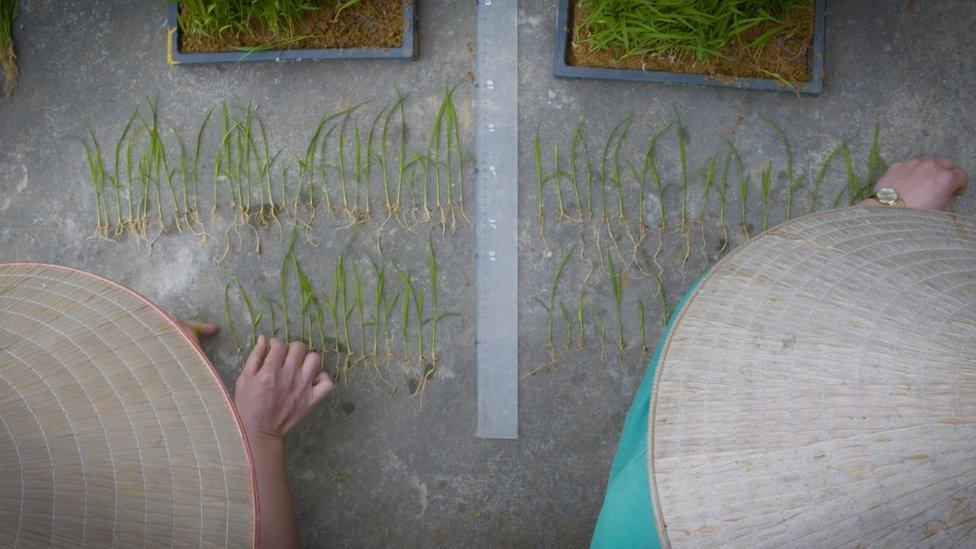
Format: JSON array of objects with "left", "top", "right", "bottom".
[
  {"left": 650, "top": 208, "right": 976, "bottom": 547},
  {"left": 0, "top": 264, "right": 254, "bottom": 548}
]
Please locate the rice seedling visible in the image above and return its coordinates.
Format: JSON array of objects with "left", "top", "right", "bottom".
[
  {"left": 279, "top": 228, "right": 298, "bottom": 342},
  {"left": 427, "top": 236, "right": 440, "bottom": 364},
  {"left": 570, "top": 120, "right": 587, "bottom": 222},
  {"left": 213, "top": 103, "right": 233, "bottom": 218},
  {"left": 632, "top": 120, "right": 673, "bottom": 244},
  {"left": 364, "top": 103, "right": 389, "bottom": 216},
  {"left": 191, "top": 107, "right": 214, "bottom": 220},
  {"left": 430, "top": 88, "right": 449, "bottom": 231},
  {"left": 597, "top": 312, "right": 608, "bottom": 359},
  {"left": 761, "top": 115, "right": 800, "bottom": 220},
  {"left": 551, "top": 144, "right": 568, "bottom": 222},
  {"left": 172, "top": 129, "right": 192, "bottom": 225},
  {"left": 534, "top": 129, "right": 548, "bottom": 250},
  {"left": 725, "top": 140, "right": 750, "bottom": 237},
  {"left": 326, "top": 263, "right": 341, "bottom": 354},
  {"left": 260, "top": 293, "right": 280, "bottom": 337},
  {"left": 352, "top": 124, "right": 365, "bottom": 221},
  {"left": 80, "top": 124, "right": 110, "bottom": 237},
  {"left": 392, "top": 88, "right": 409, "bottom": 221},
  {"left": 336, "top": 252, "right": 353, "bottom": 363},
  {"left": 391, "top": 262, "right": 428, "bottom": 367},
  {"left": 638, "top": 299, "right": 648, "bottom": 354},
  {"left": 224, "top": 281, "right": 242, "bottom": 354},
  {"left": 540, "top": 244, "right": 575, "bottom": 354},
  {"left": 369, "top": 257, "right": 386, "bottom": 362},
  {"left": 403, "top": 162, "right": 420, "bottom": 223},
  {"left": 110, "top": 109, "right": 140, "bottom": 235},
  {"left": 717, "top": 149, "right": 732, "bottom": 255},
  {"left": 866, "top": 120, "right": 885, "bottom": 187},
  {"left": 211, "top": 103, "right": 240, "bottom": 231},
  {"left": 599, "top": 116, "right": 632, "bottom": 230},
  {"left": 785, "top": 171, "right": 804, "bottom": 221},
  {"left": 576, "top": 0, "right": 807, "bottom": 65},
  {"left": 0, "top": 0, "right": 18, "bottom": 96},
  {"left": 653, "top": 265, "right": 669, "bottom": 327},
  {"left": 397, "top": 265, "right": 413, "bottom": 361},
  {"left": 636, "top": 120, "right": 673, "bottom": 277},
  {"left": 610, "top": 116, "right": 632, "bottom": 226},
  {"left": 559, "top": 301, "right": 573, "bottom": 349},
  {"left": 338, "top": 112, "right": 353, "bottom": 220},
  {"left": 677, "top": 119, "right": 692, "bottom": 267},
  {"left": 291, "top": 254, "right": 317, "bottom": 345},
  {"left": 124, "top": 130, "right": 138, "bottom": 231},
  {"left": 352, "top": 261, "right": 366, "bottom": 359},
  {"left": 253, "top": 113, "right": 283, "bottom": 227},
  {"left": 298, "top": 111, "right": 331, "bottom": 212},
  {"left": 647, "top": 121, "right": 673, "bottom": 232},
  {"left": 411, "top": 278, "right": 426, "bottom": 367},
  {"left": 842, "top": 142, "right": 858, "bottom": 206},
  {"left": 443, "top": 83, "right": 470, "bottom": 226},
  {"left": 576, "top": 284, "right": 586, "bottom": 349},
  {"left": 231, "top": 275, "right": 262, "bottom": 348},
  {"left": 607, "top": 249, "right": 625, "bottom": 353},
  {"left": 829, "top": 125, "right": 886, "bottom": 208},
  {"left": 809, "top": 141, "right": 844, "bottom": 213},
  {"left": 760, "top": 161, "right": 772, "bottom": 232},
  {"left": 697, "top": 153, "right": 718, "bottom": 268},
  {"left": 382, "top": 291, "right": 400, "bottom": 360}
]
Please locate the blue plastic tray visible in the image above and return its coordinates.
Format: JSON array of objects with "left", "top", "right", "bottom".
[
  {"left": 553, "top": 0, "right": 825, "bottom": 95},
  {"left": 167, "top": 1, "right": 416, "bottom": 65}
]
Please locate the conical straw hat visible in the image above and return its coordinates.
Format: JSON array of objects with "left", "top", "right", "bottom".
[
  {"left": 649, "top": 207, "right": 976, "bottom": 548},
  {"left": 0, "top": 263, "right": 256, "bottom": 547}
]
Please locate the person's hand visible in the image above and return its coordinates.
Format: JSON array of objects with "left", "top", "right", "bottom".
[
  {"left": 865, "top": 157, "right": 968, "bottom": 211},
  {"left": 176, "top": 319, "right": 218, "bottom": 344},
  {"left": 235, "top": 337, "right": 332, "bottom": 549},
  {"left": 234, "top": 336, "right": 334, "bottom": 446}
]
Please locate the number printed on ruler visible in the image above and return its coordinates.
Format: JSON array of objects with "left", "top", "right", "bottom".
[{"left": 487, "top": 164, "right": 498, "bottom": 261}]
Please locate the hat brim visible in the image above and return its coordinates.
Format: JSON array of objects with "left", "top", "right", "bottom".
[
  {"left": 0, "top": 263, "right": 257, "bottom": 547},
  {"left": 649, "top": 208, "right": 976, "bottom": 547}
]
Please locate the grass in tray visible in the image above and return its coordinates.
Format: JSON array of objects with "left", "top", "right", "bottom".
[
  {"left": 178, "top": 0, "right": 407, "bottom": 54},
  {"left": 177, "top": 0, "right": 341, "bottom": 44},
  {"left": 576, "top": 0, "right": 807, "bottom": 65},
  {"left": 0, "top": 0, "right": 17, "bottom": 95}
]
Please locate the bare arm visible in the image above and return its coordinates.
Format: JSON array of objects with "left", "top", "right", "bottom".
[
  {"left": 234, "top": 337, "right": 333, "bottom": 549},
  {"left": 175, "top": 322, "right": 333, "bottom": 548}
]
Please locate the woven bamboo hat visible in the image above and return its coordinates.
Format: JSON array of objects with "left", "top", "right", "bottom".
[
  {"left": 0, "top": 263, "right": 255, "bottom": 547},
  {"left": 649, "top": 207, "right": 976, "bottom": 547}
]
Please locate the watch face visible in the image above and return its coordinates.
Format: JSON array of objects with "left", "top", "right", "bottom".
[{"left": 876, "top": 187, "right": 899, "bottom": 203}]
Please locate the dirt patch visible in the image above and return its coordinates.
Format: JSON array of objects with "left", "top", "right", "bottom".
[
  {"left": 568, "top": 0, "right": 815, "bottom": 83},
  {"left": 179, "top": 0, "right": 407, "bottom": 53}
]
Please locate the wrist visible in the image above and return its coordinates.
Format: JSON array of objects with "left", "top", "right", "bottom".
[
  {"left": 241, "top": 423, "right": 285, "bottom": 453},
  {"left": 247, "top": 433, "right": 285, "bottom": 463}
]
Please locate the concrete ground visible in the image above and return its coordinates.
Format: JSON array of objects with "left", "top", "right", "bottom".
[{"left": 1, "top": 0, "right": 975, "bottom": 546}]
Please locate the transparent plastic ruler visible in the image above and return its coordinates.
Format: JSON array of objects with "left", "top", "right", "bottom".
[{"left": 475, "top": 0, "right": 518, "bottom": 439}]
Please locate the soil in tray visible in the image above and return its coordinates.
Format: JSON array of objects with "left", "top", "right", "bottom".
[
  {"left": 179, "top": 0, "right": 406, "bottom": 53},
  {"left": 568, "top": 0, "right": 815, "bottom": 83}
]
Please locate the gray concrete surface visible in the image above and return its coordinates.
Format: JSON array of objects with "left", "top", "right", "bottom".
[{"left": 1, "top": 0, "right": 975, "bottom": 546}]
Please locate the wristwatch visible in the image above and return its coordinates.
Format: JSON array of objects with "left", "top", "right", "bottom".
[{"left": 871, "top": 187, "right": 905, "bottom": 207}]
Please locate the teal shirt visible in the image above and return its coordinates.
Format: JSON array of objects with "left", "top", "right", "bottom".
[{"left": 591, "top": 278, "right": 703, "bottom": 548}]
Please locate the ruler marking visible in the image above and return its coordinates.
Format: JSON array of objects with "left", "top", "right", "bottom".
[{"left": 475, "top": 0, "right": 518, "bottom": 439}]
